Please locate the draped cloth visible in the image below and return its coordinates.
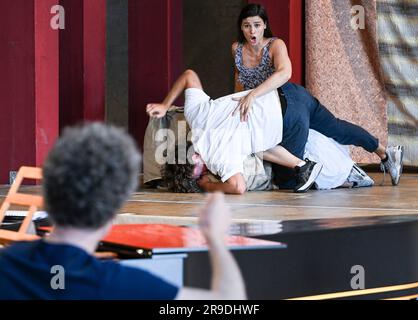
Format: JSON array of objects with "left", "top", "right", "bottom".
[
  {"left": 305, "top": 0, "right": 388, "bottom": 164},
  {"left": 377, "top": 0, "right": 418, "bottom": 167}
]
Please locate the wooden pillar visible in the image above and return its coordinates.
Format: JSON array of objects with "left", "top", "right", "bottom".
[
  {"left": 59, "top": 0, "right": 106, "bottom": 131},
  {"left": 0, "top": 0, "right": 59, "bottom": 183},
  {"left": 257, "top": 0, "right": 304, "bottom": 85},
  {"left": 129, "top": 0, "right": 183, "bottom": 150}
]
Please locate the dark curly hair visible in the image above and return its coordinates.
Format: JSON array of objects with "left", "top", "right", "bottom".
[
  {"left": 237, "top": 3, "right": 273, "bottom": 43},
  {"left": 42, "top": 122, "right": 140, "bottom": 229},
  {"left": 161, "top": 143, "right": 203, "bottom": 193}
]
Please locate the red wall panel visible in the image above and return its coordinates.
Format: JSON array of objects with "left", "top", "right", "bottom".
[
  {"left": 59, "top": 0, "right": 84, "bottom": 130},
  {"left": 256, "top": 0, "right": 304, "bottom": 85},
  {"left": 129, "top": 0, "right": 183, "bottom": 150},
  {"left": 59, "top": 0, "right": 106, "bottom": 131},
  {"left": 35, "top": 0, "right": 60, "bottom": 166},
  {"left": 83, "top": 0, "right": 106, "bottom": 121},
  {"left": 0, "top": 0, "right": 59, "bottom": 183},
  {"left": 0, "top": 1, "right": 36, "bottom": 183}
]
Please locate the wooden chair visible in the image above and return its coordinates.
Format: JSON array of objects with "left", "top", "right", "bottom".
[{"left": 0, "top": 166, "right": 43, "bottom": 245}]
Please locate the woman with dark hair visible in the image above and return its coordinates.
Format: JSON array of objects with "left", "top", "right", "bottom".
[
  {"left": 232, "top": 3, "right": 289, "bottom": 115},
  {"left": 231, "top": 3, "right": 403, "bottom": 189},
  {"left": 236, "top": 4, "right": 273, "bottom": 41}
]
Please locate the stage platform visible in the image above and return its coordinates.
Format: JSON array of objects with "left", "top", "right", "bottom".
[
  {"left": 1, "top": 172, "right": 418, "bottom": 299},
  {"left": 119, "top": 172, "right": 418, "bottom": 224},
  {"left": 2, "top": 172, "right": 417, "bottom": 224}
]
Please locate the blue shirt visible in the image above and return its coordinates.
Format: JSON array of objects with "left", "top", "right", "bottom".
[{"left": 0, "top": 240, "right": 178, "bottom": 300}]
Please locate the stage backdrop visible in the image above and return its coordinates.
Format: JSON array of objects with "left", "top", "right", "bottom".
[
  {"left": 377, "top": 0, "right": 418, "bottom": 167},
  {"left": 305, "top": 0, "right": 388, "bottom": 164}
]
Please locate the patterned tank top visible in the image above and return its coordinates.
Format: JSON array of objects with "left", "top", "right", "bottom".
[{"left": 235, "top": 37, "right": 277, "bottom": 90}]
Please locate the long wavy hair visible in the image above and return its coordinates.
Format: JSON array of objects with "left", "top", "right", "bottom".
[
  {"left": 237, "top": 3, "right": 273, "bottom": 43},
  {"left": 161, "top": 143, "right": 203, "bottom": 193}
]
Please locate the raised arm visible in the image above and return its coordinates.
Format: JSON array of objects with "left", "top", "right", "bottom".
[
  {"left": 198, "top": 173, "right": 247, "bottom": 195},
  {"left": 232, "top": 43, "right": 245, "bottom": 93},
  {"left": 250, "top": 39, "right": 292, "bottom": 98},
  {"left": 146, "top": 69, "right": 202, "bottom": 119},
  {"left": 176, "top": 192, "right": 246, "bottom": 300}
]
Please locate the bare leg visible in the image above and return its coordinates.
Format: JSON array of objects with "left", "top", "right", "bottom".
[
  {"left": 375, "top": 144, "right": 387, "bottom": 160},
  {"left": 258, "top": 145, "right": 304, "bottom": 169}
]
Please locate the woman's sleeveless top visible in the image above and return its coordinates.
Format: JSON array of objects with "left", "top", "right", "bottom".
[{"left": 235, "top": 37, "right": 277, "bottom": 90}]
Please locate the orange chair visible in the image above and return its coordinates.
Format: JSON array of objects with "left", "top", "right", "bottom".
[{"left": 0, "top": 166, "right": 43, "bottom": 245}]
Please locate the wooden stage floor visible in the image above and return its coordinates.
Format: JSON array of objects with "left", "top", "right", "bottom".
[
  {"left": 121, "top": 172, "right": 418, "bottom": 223},
  {"left": 3, "top": 172, "right": 417, "bottom": 226}
]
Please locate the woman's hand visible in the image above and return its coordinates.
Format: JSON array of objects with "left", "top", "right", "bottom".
[
  {"left": 232, "top": 92, "right": 255, "bottom": 122},
  {"left": 146, "top": 103, "right": 169, "bottom": 119}
]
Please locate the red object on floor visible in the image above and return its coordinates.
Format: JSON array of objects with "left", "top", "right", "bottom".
[{"left": 102, "top": 224, "right": 284, "bottom": 253}]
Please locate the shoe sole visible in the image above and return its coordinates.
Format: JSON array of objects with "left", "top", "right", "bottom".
[
  {"left": 350, "top": 165, "right": 375, "bottom": 188},
  {"left": 294, "top": 163, "right": 323, "bottom": 193},
  {"left": 392, "top": 146, "right": 404, "bottom": 186},
  {"left": 353, "top": 180, "right": 375, "bottom": 188}
]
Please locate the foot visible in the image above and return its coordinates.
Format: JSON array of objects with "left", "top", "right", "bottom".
[
  {"left": 346, "top": 164, "right": 374, "bottom": 188},
  {"left": 294, "top": 159, "right": 323, "bottom": 193},
  {"left": 380, "top": 146, "right": 404, "bottom": 186}
]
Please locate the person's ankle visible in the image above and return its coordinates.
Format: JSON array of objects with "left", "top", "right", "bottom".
[{"left": 296, "top": 161, "right": 306, "bottom": 168}]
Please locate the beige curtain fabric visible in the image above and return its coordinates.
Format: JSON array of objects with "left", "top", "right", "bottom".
[
  {"left": 306, "top": 0, "right": 388, "bottom": 163},
  {"left": 143, "top": 107, "right": 189, "bottom": 184}
]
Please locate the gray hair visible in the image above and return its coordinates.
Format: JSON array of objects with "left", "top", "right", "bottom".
[{"left": 42, "top": 123, "right": 140, "bottom": 228}]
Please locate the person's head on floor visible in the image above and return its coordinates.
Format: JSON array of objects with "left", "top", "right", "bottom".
[
  {"left": 43, "top": 122, "right": 140, "bottom": 231},
  {"left": 162, "top": 142, "right": 204, "bottom": 193}
]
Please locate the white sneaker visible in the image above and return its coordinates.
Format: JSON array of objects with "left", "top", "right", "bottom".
[
  {"left": 346, "top": 164, "right": 374, "bottom": 188},
  {"left": 380, "top": 146, "right": 404, "bottom": 186}
]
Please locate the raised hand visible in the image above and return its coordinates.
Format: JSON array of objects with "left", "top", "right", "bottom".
[
  {"left": 146, "top": 103, "right": 169, "bottom": 119},
  {"left": 199, "top": 192, "right": 231, "bottom": 244},
  {"left": 232, "top": 92, "right": 255, "bottom": 122}
]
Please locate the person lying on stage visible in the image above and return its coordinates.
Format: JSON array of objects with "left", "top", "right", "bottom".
[
  {"left": 147, "top": 70, "right": 401, "bottom": 194},
  {"left": 0, "top": 123, "right": 246, "bottom": 300},
  {"left": 162, "top": 133, "right": 374, "bottom": 194},
  {"left": 147, "top": 69, "right": 324, "bottom": 194},
  {"left": 143, "top": 111, "right": 373, "bottom": 193}
]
